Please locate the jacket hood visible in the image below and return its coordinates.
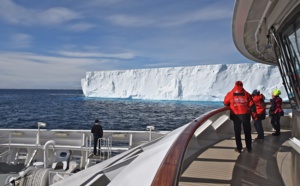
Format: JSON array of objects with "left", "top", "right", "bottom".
[{"left": 232, "top": 85, "right": 244, "bottom": 92}]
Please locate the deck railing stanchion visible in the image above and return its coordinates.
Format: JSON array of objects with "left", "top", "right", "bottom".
[
  {"left": 147, "top": 126, "right": 155, "bottom": 141},
  {"left": 8, "top": 132, "right": 11, "bottom": 165},
  {"left": 129, "top": 134, "right": 133, "bottom": 148},
  {"left": 82, "top": 133, "right": 85, "bottom": 146},
  {"left": 36, "top": 122, "right": 46, "bottom": 145},
  {"left": 89, "top": 135, "right": 92, "bottom": 154}
]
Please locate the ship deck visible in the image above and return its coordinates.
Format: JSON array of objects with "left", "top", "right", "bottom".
[
  {"left": 0, "top": 125, "right": 292, "bottom": 185},
  {"left": 179, "top": 130, "right": 291, "bottom": 186}
]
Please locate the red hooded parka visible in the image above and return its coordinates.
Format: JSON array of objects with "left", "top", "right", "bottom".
[
  {"left": 224, "top": 82, "right": 255, "bottom": 122},
  {"left": 252, "top": 93, "right": 266, "bottom": 120}
]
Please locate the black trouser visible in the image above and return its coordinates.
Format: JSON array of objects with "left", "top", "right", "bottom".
[
  {"left": 233, "top": 118, "right": 252, "bottom": 151},
  {"left": 271, "top": 113, "right": 281, "bottom": 133},
  {"left": 254, "top": 119, "right": 264, "bottom": 139},
  {"left": 93, "top": 136, "right": 101, "bottom": 155}
]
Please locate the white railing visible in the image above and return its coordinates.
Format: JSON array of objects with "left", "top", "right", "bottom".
[
  {"left": 86, "top": 135, "right": 113, "bottom": 160},
  {"left": 0, "top": 132, "right": 11, "bottom": 164},
  {"left": 0, "top": 129, "right": 168, "bottom": 171},
  {"left": 98, "top": 136, "right": 112, "bottom": 159}
]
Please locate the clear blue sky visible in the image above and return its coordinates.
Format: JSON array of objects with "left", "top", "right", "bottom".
[{"left": 0, "top": 0, "right": 252, "bottom": 89}]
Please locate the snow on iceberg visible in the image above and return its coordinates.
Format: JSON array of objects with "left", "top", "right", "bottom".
[{"left": 81, "top": 63, "right": 287, "bottom": 101}]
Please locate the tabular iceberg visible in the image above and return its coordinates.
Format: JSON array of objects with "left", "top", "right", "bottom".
[{"left": 81, "top": 63, "right": 286, "bottom": 101}]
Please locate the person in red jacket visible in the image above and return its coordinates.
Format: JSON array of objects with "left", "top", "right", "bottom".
[
  {"left": 269, "top": 89, "right": 283, "bottom": 136},
  {"left": 224, "top": 81, "right": 256, "bottom": 153},
  {"left": 251, "top": 89, "right": 266, "bottom": 139}
]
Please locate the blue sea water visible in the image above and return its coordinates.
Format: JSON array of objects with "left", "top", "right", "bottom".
[{"left": 0, "top": 89, "right": 223, "bottom": 131}]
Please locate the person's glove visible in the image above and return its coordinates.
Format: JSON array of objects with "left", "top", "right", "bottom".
[{"left": 252, "top": 112, "right": 258, "bottom": 120}]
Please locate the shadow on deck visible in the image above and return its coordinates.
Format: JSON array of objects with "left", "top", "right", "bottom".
[{"left": 179, "top": 130, "right": 291, "bottom": 186}]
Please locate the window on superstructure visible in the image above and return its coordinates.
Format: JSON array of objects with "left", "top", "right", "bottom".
[
  {"left": 277, "top": 15, "right": 300, "bottom": 109},
  {"left": 286, "top": 36, "right": 300, "bottom": 106},
  {"left": 273, "top": 40, "right": 298, "bottom": 108}
]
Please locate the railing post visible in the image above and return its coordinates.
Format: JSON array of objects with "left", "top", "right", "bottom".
[
  {"left": 129, "top": 134, "right": 133, "bottom": 148},
  {"left": 147, "top": 126, "right": 155, "bottom": 141},
  {"left": 8, "top": 132, "right": 11, "bottom": 165},
  {"left": 85, "top": 136, "right": 88, "bottom": 161},
  {"left": 36, "top": 122, "right": 46, "bottom": 145},
  {"left": 82, "top": 133, "right": 85, "bottom": 146},
  {"left": 89, "top": 135, "right": 92, "bottom": 154},
  {"left": 98, "top": 138, "right": 101, "bottom": 157},
  {"left": 107, "top": 137, "right": 110, "bottom": 158}
]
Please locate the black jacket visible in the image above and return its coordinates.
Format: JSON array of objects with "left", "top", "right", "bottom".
[{"left": 91, "top": 124, "right": 103, "bottom": 138}]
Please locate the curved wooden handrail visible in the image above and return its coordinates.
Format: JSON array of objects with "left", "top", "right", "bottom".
[{"left": 151, "top": 106, "right": 230, "bottom": 186}]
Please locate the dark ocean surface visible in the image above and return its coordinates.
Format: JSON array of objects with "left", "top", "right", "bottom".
[{"left": 0, "top": 89, "right": 223, "bottom": 131}]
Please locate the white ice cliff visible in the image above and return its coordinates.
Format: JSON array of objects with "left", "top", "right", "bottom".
[{"left": 81, "top": 63, "right": 287, "bottom": 101}]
